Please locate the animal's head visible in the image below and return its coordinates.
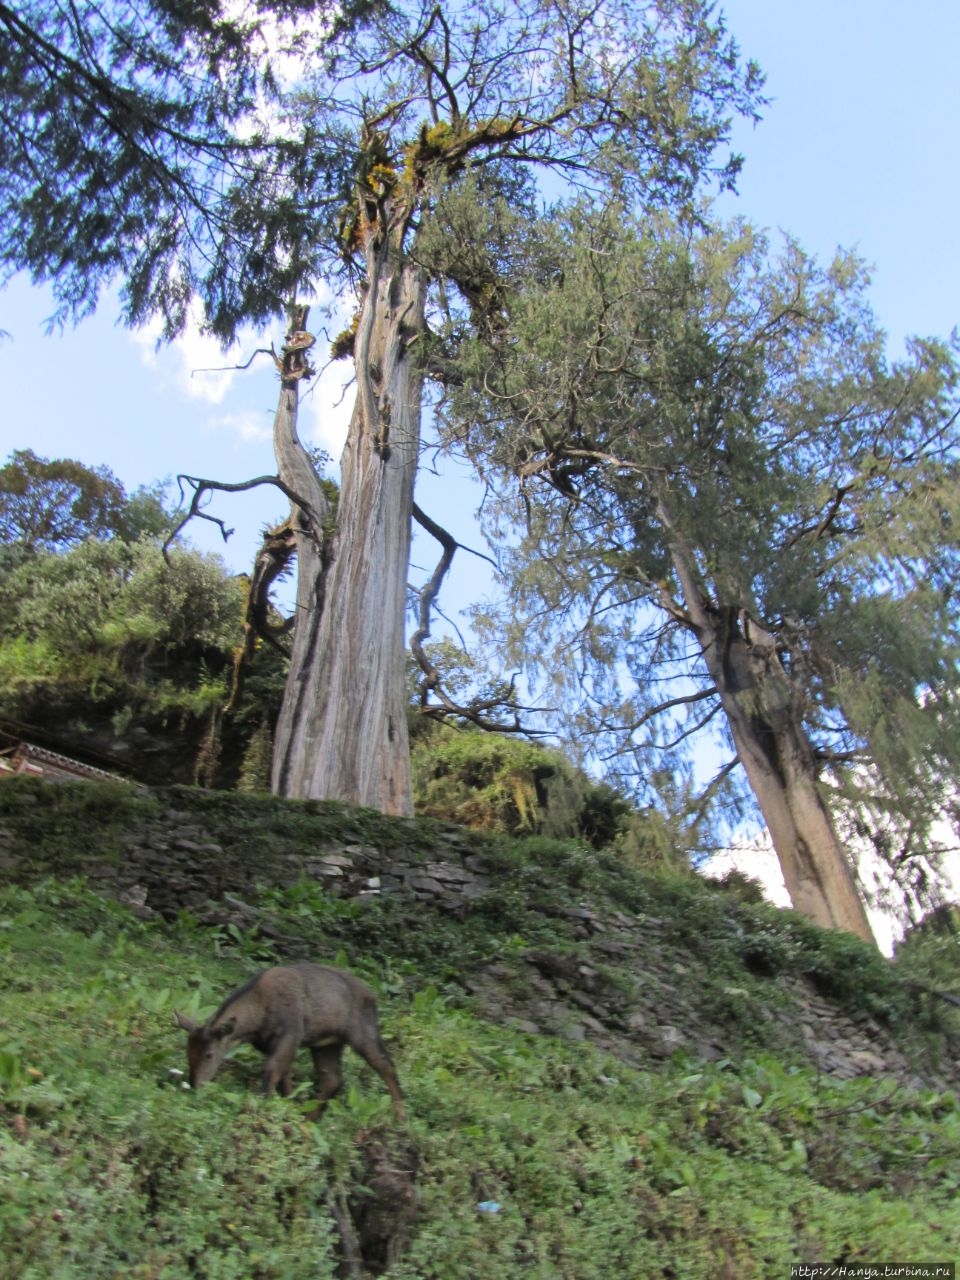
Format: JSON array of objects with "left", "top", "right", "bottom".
[{"left": 173, "top": 1011, "right": 237, "bottom": 1087}]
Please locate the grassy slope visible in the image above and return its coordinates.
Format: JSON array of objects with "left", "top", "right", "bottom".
[{"left": 0, "top": 785, "right": 959, "bottom": 1277}]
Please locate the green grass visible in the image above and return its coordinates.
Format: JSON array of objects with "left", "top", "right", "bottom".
[
  {"left": 1, "top": 878, "right": 958, "bottom": 1279},
  {"left": 0, "top": 777, "right": 946, "bottom": 1037}
]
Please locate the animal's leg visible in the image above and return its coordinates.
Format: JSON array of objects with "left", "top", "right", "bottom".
[
  {"left": 349, "top": 1024, "right": 404, "bottom": 1121},
  {"left": 261, "top": 1034, "right": 299, "bottom": 1096},
  {"left": 310, "top": 1043, "right": 345, "bottom": 1107}
]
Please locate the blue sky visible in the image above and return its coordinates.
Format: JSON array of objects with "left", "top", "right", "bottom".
[{"left": 1, "top": 0, "right": 957, "bottom": 609}]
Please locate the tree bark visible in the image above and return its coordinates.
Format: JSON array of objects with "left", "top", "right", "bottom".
[
  {"left": 659, "top": 509, "right": 876, "bottom": 944},
  {"left": 706, "top": 613, "right": 875, "bottom": 943},
  {"left": 271, "top": 240, "right": 426, "bottom": 814}
]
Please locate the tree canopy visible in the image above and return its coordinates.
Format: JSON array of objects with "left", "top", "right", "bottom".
[
  {"left": 1, "top": 0, "right": 761, "bottom": 338},
  {"left": 0, "top": 0, "right": 372, "bottom": 335},
  {"left": 443, "top": 208, "right": 960, "bottom": 933},
  {"left": 0, "top": 449, "right": 171, "bottom": 550}
]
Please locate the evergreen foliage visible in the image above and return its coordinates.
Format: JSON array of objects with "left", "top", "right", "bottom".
[
  {"left": 0, "top": 0, "right": 371, "bottom": 337},
  {"left": 895, "top": 905, "right": 960, "bottom": 1004},
  {"left": 0, "top": 0, "right": 762, "bottom": 341},
  {"left": 411, "top": 726, "right": 634, "bottom": 849},
  {"left": 0, "top": 534, "right": 246, "bottom": 782},
  {"left": 238, "top": 720, "right": 276, "bottom": 793},
  {"left": 443, "top": 210, "right": 960, "bottom": 921}
]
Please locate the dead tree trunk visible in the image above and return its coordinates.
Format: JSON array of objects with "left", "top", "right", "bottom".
[{"left": 271, "top": 242, "right": 426, "bottom": 815}]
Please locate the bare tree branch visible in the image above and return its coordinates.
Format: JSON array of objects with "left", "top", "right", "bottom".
[
  {"left": 687, "top": 755, "right": 742, "bottom": 823},
  {"left": 227, "top": 519, "right": 297, "bottom": 712},
  {"left": 163, "top": 471, "right": 325, "bottom": 564},
  {"left": 410, "top": 502, "right": 549, "bottom": 733}
]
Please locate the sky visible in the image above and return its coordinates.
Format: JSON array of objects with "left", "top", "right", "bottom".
[{"left": 1, "top": 0, "right": 958, "bottom": 615}]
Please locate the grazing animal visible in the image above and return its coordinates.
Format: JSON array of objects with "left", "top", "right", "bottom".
[{"left": 174, "top": 962, "right": 404, "bottom": 1119}]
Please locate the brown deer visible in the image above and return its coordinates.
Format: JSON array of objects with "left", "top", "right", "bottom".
[{"left": 174, "top": 962, "right": 404, "bottom": 1119}]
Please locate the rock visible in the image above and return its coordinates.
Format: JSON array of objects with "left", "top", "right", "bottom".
[
  {"left": 507, "top": 1018, "right": 543, "bottom": 1036},
  {"left": 405, "top": 875, "right": 446, "bottom": 896},
  {"left": 459, "top": 880, "right": 492, "bottom": 900},
  {"left": 592, "top": 939, "right": 635, "bottom": 957},
  {"left": 579, "top": 1013, "right": 607, "bottom": 1036},
  {"left": 695, "top": 1041, "right": 727, "bottom": 1062},
  {"left": 423, "top": 861, "right": 476, "bottom": 882},
  {"left": 658, "top": 1025, "right": 686, "bottom": 1049},
  {"left": 118, "top": 883, "right": 148, "bottom": 908},
  {"left": 309, "top": 854, "right": 354, "bottom": 870},
  {"left": 569, "top": 990, "right": 607, "bottom": 1019},
  {"left": 342, "top": 844, "right": 378, "bottom": 861},
  {"left": 847, "top": 1049, "right": 887, "bottom": 1076},
  {"left": 221, "top": 894, "right": 258, "bottom": 921}
]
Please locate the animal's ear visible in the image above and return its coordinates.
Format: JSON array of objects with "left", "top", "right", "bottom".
[
  {"left": 174, "top": 1010, "right": 198, "bottom": 1033},
  {"left": 212, "top": 1017, "right": 236, "bottom": 1040}
]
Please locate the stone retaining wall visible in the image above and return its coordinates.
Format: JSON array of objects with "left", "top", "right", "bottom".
[{"left": 1, "top": 789, "right": 956, "bottom": 1093}]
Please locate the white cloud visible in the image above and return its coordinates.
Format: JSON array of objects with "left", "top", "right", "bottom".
[
  {"left": 130, "top": 306, "right": 266, "bottom": 405},
  {"left": 302, "top": 358, "right": 356, "bottom": 461},
  {"left": 131, "top": 282, "right": 344, "bottom": 409},
  {"left": 206, "top": 408, "right": 275, "bottom": 445},
  {"left": 128, "top": 286, "right": 356, "bottom": 459}
]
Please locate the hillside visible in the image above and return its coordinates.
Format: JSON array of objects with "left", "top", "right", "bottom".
[{"left": 1, "top": 778, "right": 958, "bottom": 1277}]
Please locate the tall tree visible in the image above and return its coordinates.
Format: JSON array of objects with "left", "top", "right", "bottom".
[
  {"left": 0, "top": 0, "right": 763, "bottom": 814},
  {"left": 246, "top": 1, "right": 763, "bottom": 814},
  {"left": 445, "top": 210, "right": 960, "bottom": 941},
  {"left": 0, "top": 449, "right": 173, "bottom": 550}
]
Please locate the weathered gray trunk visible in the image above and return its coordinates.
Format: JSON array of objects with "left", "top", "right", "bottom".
[
  {"left": 706, "top": 615, "right": 875, "bottom": 943},
  {"left": 660, "top": 509, "right": 875, "bottom": 944},
  {"left": 271, "top": 244, "right": 426, "bottom": 814}
]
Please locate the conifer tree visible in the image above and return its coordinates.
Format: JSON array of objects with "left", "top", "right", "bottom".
[{"left": 446, "top": 210, "right": 960, "bottom": 941}]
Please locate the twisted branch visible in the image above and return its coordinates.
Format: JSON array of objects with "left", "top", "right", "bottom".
[
  {"left": 163, "top": 471, "right": 324, "bottom": 563},
  {"left": 410, "top": 503, "right": 549, "bottom": 734}
]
